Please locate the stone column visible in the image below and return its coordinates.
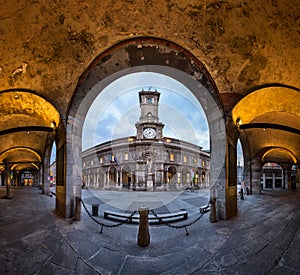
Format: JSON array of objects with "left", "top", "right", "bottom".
[
  {"left": 5, "top": 163, "right": 12, "bottom": 199},
  {"left": 96, "top": 171, "right": 99, "bottom": 188},
  {"left": 12, "top": 172, "right": 18, "bottom": 186},
  {"left": 296, "top": 167, "right": 300, "bottom": 190},
  {"left": 251, "top": 158, "right": 262, "bottom": 194},
  {"left": 1, "top": 172, "right": 4, "bottom": 186},
  {"left": 106, "top": 172, "right": 109, "bottom": 187},
  {"left": 54, "top": 116, "right": 82, "bottom": 219},
  {"left": 243, "top": 160, "right": 251, "bottom": 194}
]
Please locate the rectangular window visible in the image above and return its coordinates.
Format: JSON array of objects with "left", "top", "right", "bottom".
[
  {"left": 202, "top": 160, "right": 205, "bottom": 167},
  {"left": 193, "top": 158, "right": 197, "bottom": 164},
  {"left": 183, "top": 156, "right": 187, "bottom": 163},
  {"left": 274, "top": 171, "right": 282, "bottom": 177},
  {"left": 265, "top": 172, "right": 273, "bottom": 177},
  {"left": 99, "top": 157, "right": 103, "bottom": 164},
  {"left": 170, "top": 153, "right": 175, "bottom": 162},
  {"left": 124, "top": 152, "right": 129, "bottom": 161}
]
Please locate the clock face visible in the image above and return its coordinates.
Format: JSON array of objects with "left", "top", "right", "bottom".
[{"left": 143, "top": 128, "right": 156, "bottom": 138}]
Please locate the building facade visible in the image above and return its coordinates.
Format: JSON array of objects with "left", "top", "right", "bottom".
[
  {"left": 82, "top": 90, "right": 210, "bottom": 191},
  {"left": 261, "top": 162, "right": 287, "bottom": 190}
]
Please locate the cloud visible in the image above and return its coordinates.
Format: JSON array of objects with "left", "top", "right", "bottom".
[{"left": 82, "top": 72, "right": 210, "bottom": 151}]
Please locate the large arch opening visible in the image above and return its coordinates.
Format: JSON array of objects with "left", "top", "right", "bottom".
[
  {"left": 81, "top": 71, "right": 210, "bottom": 201},
  {"left": 65, "top": 37, "right": 229, "bottom": 220},
  {"left": 232, "top": 86, "right": 300, "bottom": 194},
  {"left": 0, "top": 90, "right": 61, "bottom": 198}
]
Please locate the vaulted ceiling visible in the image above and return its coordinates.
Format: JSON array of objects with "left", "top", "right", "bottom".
[{"left": 0, "top": 0, "right": 299, "bottom": 171}]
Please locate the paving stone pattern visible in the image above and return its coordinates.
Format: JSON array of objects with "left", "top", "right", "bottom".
[{"left": 0, "top": 187, "right": 299, "bottom": 274}]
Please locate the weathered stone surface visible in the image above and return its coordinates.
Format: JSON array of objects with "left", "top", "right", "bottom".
[
  {"left": 1, "top": 187, "right": 300, "bottom": 274},
  {"left": 0, "top": 0, "right": 299, "bottom": 110}
]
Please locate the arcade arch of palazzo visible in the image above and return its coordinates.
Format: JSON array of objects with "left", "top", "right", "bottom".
[
  {"left": 65, "top": 37, "right": 230, "bottom": 219},
  {"left": 1, "top": 37, "right": 299, "bottom": 221},
  {"left": 58, "top": 37, "right": 300, "bottom": 220},
  {"left": 83, "top": 164, "right": 209, "bottom": 191}
]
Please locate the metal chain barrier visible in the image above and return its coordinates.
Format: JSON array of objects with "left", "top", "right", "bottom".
[
  {"left": 80, "top": 198, "right": 137, "bottom": 234},
  {"left": 80, "top": 194, "right": 211, "bottom": 236},
  {"left": 150, "top": 199, "right": 211, "bottom": 236}
]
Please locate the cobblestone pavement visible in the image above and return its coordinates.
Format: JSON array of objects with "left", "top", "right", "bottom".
[{"left": 0, "top": 186, "right": 299, "bottom": 274}]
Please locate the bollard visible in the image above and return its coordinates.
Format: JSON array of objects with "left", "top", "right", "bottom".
[
  {"left": 137, "top": 207, "right": 150, "bottom": 247},
  {"left": 209, "top": 198, "right": 217, "bottom": 223},
  {"left": 74, "top": 196, "right": 81, "bottom": 221},
  {"left": 92, "top": 204, "right": 99, "bottom": 216},
  {"left": 240, "top": 188, "right": 244, "bottom": 200}
]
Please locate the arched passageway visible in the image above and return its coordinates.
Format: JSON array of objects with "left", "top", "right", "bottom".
[
  {"left": 63, "top": 37, "right": 233, "bottom": 220},
  {"left": 232, "top": 86, "right": 300, "bottom": 194},
  {"left": 0, "top": 91, "right": 61, "bottom": 198}
]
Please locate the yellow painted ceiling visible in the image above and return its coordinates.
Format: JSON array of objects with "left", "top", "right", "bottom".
[
  {"left": 0, "top": 0, "right": 299, "bottom": 170},
  {"left": 233, "top": 87, "right": 300, "bottom": 164},
  {"left": 0, "top": 91, "right": 59, "bottom": 171}
]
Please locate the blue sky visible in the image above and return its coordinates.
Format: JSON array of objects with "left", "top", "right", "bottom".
[
  {"left": 50, "top": 72, "right": 243, "bottom": 165},
  {"left": 82, "top": 72, "right": 210, "bottom": 151}
]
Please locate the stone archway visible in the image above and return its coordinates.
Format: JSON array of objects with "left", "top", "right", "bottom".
[
  {"left": 109, "top": 167, "right": 117, "bottom": 184},
  {"left": 0, "top": 90, "right": 61, "bottom": 199},
  {"left": 66, "top": 37, "right": 228, "bottom": 220},
  {"left": 122, "top": 165, "right": 131, "bottom": 189},
  {"left": 232, "top": 86, "right": 300, "bottom": 194},
  {"left": 167, "top": 166, "right": 177, "bottom": 184}
]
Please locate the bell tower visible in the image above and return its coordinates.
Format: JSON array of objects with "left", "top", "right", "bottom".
[{"left": 135, "top": 89, "right": 164, "bottom": 140}]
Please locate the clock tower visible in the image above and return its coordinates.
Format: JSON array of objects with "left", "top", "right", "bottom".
[{"left": 135, "top": 89, "right": 164, "bottom": 140}]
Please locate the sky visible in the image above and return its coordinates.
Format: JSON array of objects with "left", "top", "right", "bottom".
[
  {"left": 50, "top": 72, "right": 243, "bottom": 165},
  {"left": 82, "top": 72, "right": 210, "bottom": 151}
]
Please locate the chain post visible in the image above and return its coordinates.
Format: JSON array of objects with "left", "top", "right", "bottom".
[{"left": 137, "top": 207, "right": 150, "bottom": 247}]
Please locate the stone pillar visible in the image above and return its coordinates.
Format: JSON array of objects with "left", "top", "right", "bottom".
[
  {"left": 43, "top": 158, "right": 51, "bottom": 195},
  {"left": 251, "top": 158, "right": 262, "bottom": 194},
  {"left": 5, "top": 163, "right": 12, "bottom": 199},
  {"left": 209, "top": 197, "right": 217, "bottom": 223},
  {"left": 55, "top": 116, "right": 82, "bottom": 219},
  {"left": 243, "top": 159, "right": 251, "bottom": 194},
  {"left": 0, "top": 172, "right": 4, "bottom": 186},
  {"left": 137, "top": 207, "right": 150, "bottom": 247},
  {"left": 74, "top": 196, "right": 81, "bottom": 221},
  {"left": 33, "top": 170, "right": 39, "bottom": 187},
  {"left": 106, "top": 172, "right": 109, "bottom": 186},
  {"left": 65, "top": 117, "right": 82, "bottom": 219},
  {"left": 12, "top": 172, "right": 18, "bottom": 186},
  {"left": 96, "top": 171, "right": 99, "bottom": 188},
  {"left": 296, "top": 167, "right": 300, "bottom": 190}
]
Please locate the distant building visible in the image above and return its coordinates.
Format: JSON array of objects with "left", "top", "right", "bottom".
[
  {"left": 82, "top": 90, "right": 210, "bottom": 191},
  {"left": 237, "top": 161, "right": 244, "bottom": 184},
  {"left": 261, "top": 162, "right": 287, "bottom": 190},
  {"left": 50, "top": 160, "right": 56, "bottom": 186}
]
